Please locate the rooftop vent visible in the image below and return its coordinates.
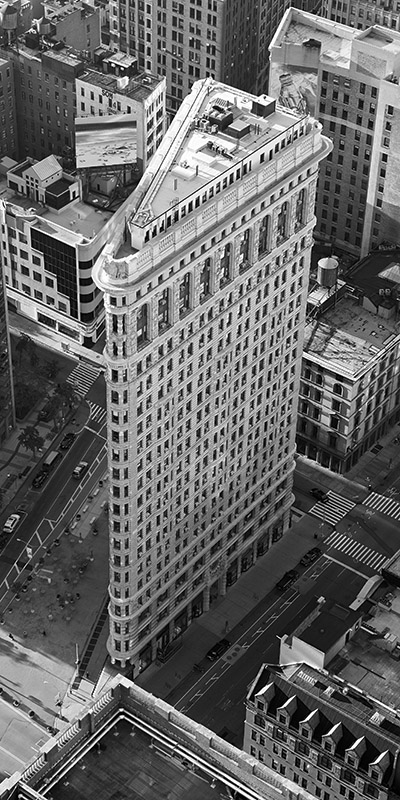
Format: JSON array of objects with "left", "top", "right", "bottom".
[
  {"left": 303, "top": 38, "right": 322, "bottom": 48},
  {"left": 252, "top": 95, "right": 276, "bottom": 118}
]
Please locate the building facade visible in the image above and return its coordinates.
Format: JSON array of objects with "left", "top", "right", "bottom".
[
  {"left": 0, "top": 154, "right": 131, "bottom": 346},
  {"left": 269, "top": 9, "right": 400, "bottom": 257},
  {"left": 244, "top": 662, "right": 400, "bottom": 800},
  {"left": 75, "top": 66, "right": 166, "bottom": 171},
  {"left": 93, "top": 77, "right": 331, "bottom": 670},
  {"left": 108, "top": 0, "right": 319, "bottom": 118},
  {"left": 42, "top": 0, "right": 101, "bottom": 60},
  {"left": 321, "top": 0, "right": 400, "bottom": 32},
  {"left": 0, "top": 240, "right": 15, "bottom": 443},
  {"left": 2, "top": 40, "right": 84, "bottom": 164},
  {"left": 297, "top": 254, "right": 400, "bottom": 473},
  {"left": 0, "top": 55, "right": 17, "bottom": 161}
]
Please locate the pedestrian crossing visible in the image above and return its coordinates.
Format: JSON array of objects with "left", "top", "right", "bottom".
[
  {"left": 310, "top": 491, "right": 356, "bottom": 527},
  {"left": 363, "top": 491, "right": 400, "bottom": 521},
  {"left": 66, "top": 362, "right": 101, "bottom": 399},
  {"left": 324, "top": 530, "right": 388, "bottom": 571},
  {"left": 88, "top": 401, "right": 107, "bottom": 426}
]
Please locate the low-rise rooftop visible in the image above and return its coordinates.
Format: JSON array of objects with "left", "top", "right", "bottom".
[
  {"left": 277, "top": 14, "right": 354, "bottom": 68},
  {"left": 43, "top": 0, "right": 95, "bottom": 20},
  {"left": 1, "top": 676, "right": 316, "bottom": 800},
  {"left": 79, "top": 68, "right": 162, "bottom": 102},
  {"left": 329, "top": 584, "right": 400, "bottom": 713},
  {"left": 303, "top": 295, "right": 400, "bottom": 374},
  {"left": 0, "top": 174, "right": 113, "bottom": 241}
]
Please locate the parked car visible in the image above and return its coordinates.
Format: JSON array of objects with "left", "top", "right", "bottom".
[
  {"left": 310, "top": 488, "right": 329, "bottom": 503},
  {"left": 276, "top": 569, "right": 299, "bottom": 591},
  {"left": 60, "top": 432, "right": 76, "bottom": 451},
  {"left": 206, "top": 638, "right": 231, "bottom": 660},
  {"left": 72, "top": 461, "right": 88, "bottom": 479},
  {"left": 3, "top": 513, "right": 21, "bottom": 534},
  {"left": 32, "top": 471, "right": 49, "bottom": 490},
  {"left": 300, "top": 547, "right": 322, "bottom": 567}
]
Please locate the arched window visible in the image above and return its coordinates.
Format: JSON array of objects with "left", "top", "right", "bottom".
[
  {"left": 277, "top": 202, "right": 289, "bottom": 241},
  {"left": 296, "top": 188, "right": 305, "bottom": 227},
  {"left": 179, "top": 273, "right": 191, "bottom": 318},
  {"left": 220, "top": 243, "right": 231, "bottom": 288},
  {"left": 239, "top": 229, "right": 251, "bottom": 273},
  {"left": 258, "top": 215, "right": 270, "bottom": 256},
  {"left": 200, "top": 258, "right": 211, "bottom": 302},
  {"left": 158, "top": 288, "right": 170, "bottom": 332},
  {"left": 137, "top": 303, "right": 149, "bottom": 347}
]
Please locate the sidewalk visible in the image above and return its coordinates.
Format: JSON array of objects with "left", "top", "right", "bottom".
[{"left": 0, "top": 470, "right": 109, "bottom": 731}]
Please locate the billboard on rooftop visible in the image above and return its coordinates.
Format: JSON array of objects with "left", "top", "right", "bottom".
[{"left": 75, "top": 114, "right": 138, "bottom": 169}]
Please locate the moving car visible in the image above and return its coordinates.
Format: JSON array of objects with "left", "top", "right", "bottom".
[
  {"left": 72, "top": 461, "right": 88, "bottom": 479},
  {"left": 60, "top": 432, "right": 76, "bottom": 451},
  {"left": 310, "top": 488, "right": 329, "bottom": 503},
  {"left": 300, "top": 547, "right": 322, "bottom": 567},
  {"left": 206, "top": 638, "right": 231, "bottom": 660},
  {"left": 276, "top": 569, "right": 299, "bottom": 591},
  {"left": 3, "top": 513, "right": 21, "bottom": 534},
  {"left": 32, "top": 470, "right": 49, "bottom": 490}
]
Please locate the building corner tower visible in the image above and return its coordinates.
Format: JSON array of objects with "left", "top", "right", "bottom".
[{"left": 93, "top": 78, "right": 332, "bottom": 672}]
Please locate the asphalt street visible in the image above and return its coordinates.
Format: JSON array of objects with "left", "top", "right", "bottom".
[
  {"left": 166, "top": 557, "right": 369, "bottom": 743},
  {"left": 0, "top": 409, "right": 107, "bottom": 604}
]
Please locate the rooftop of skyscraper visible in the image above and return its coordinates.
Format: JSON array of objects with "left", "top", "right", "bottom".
[
  {"left": 131, "top": 79, "right": 308, "bottom": 224},
  {"left": 270, "top": 7, "right": 400, "bottom": 68},
  {"left": 95, "top": 77, "right": 328, "bottom": 274}
]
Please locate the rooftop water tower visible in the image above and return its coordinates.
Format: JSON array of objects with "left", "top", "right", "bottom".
[
  {"left": 0, "top": 0, "right": 19, "bottom": 45},
  {"left": 317, "top": 256, "right": 339, "bottom": 288}
]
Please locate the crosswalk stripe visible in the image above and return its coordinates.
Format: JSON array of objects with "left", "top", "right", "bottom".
[
  {"left": 309, "top": 492, "right": 356, "bottom": 526},
  {"left": 324, "top": 529, "right": 386, "bottom": 571},
  {"left": 66, "top": 363, "right": 101, "bottom": 398},
  {"left": 88, "top": 401, "right": 107, "bottom": 424},
  {"left": 363, "top": 491, "right": 400, "bottom": 521}
]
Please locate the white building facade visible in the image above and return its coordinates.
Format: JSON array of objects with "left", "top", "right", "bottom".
[
  {"left": 0, "top": 155, "right": 129, "bottom": 346},
  {"left": 93, "top": 78, "right": 331, "bottom": 670}
]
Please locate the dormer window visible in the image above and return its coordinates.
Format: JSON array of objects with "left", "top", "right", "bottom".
[
  {"left": 370, "top": 770, "right": 380, "bottom": 783},
  {"left": 324, "top": 741, "right": 332, "bottom": 752},
  {"left": 257, "top": 700, "right": 264, "bottom": 711},
  {"left": 279, "top": 713, "right": 287, "bottom": 725},
  {"left": 301, "top": 727, "right": 310, "bottom": 739},
  {"left": 347, "top": 756, "right": 355, "bottom": 767}
]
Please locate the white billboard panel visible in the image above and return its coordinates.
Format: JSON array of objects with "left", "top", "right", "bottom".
[{"left": 75, "top": 115, "right": 138, "bottom": 169}]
